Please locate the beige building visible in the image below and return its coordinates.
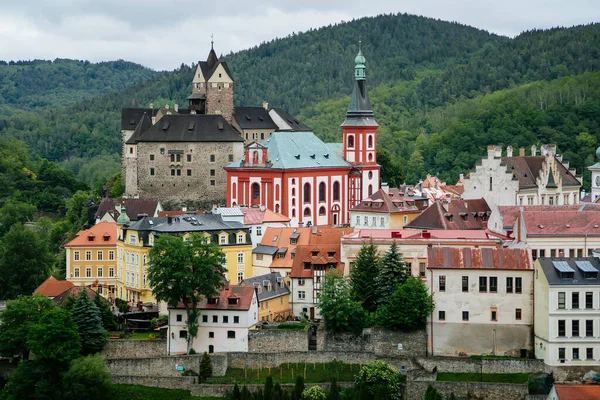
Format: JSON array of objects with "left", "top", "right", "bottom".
[{"left": 428, "top": 247, "right": 534, "bottom": 357}]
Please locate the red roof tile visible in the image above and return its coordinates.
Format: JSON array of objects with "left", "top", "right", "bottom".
[
  {"left": 65, "top": 222, "right": 117, "bottom": 247},
  {"left": 554, "top": 385, "right": 600, "bottom": 400},
  {"left": 289, "top": 227, "right": 353, "bottom": 278},
  {"left": 498, "top": 204, "right": 600, "bottom": 230},
  {"left": 523, "top": 210, "right": 600, "bottom": 235},
  {"left": 34, "top": 276, "right": 74, "bottom": 297},
  {"left": 51, "top": 286, "right": 108, "bottom": 307},
  {"left": 405, "top": 199, "right": 490, "bottom": 230},
  {"left": 347, "top": 229, "right": 493, "bottom": 240},
  {"left": 240, "top": 207, "right": 290, "bottom": 225},
  {"left": 350, "top": 188, "right": 421, "bottom": 214},
  {"left": 427, "top": 247, "right": 532, "bottom": 270}
]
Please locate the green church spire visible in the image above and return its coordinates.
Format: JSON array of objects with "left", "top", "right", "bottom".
[{"left": 354, "top": 41, "right": 366, "bottom": 80}]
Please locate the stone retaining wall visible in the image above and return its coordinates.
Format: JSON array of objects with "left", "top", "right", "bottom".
[
  {"left": 248, "top": 329, "right": 310, "bottom": 353},
  {"left": 112, "top": 375, "right": 196, "bottom": 390},
  {"left": 101, "top": 339, "right": 166, "bottom": 359},
  {"left": 415, "top": 357, "right": 545, "bottom": 375},
  {"left": 406, "top": 381, "right": 528, "bottom": 400},
  {"left": 105, "top": 355, "right": 202, "bottom": 377},
  {"left": 190, "top": 382, "right": 354, "bottom": 397}
]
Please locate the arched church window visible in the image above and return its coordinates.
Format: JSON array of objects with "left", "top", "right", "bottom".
[
  {"left": 368, "top": 135, "right": 373, "bottom": 148},
  {"left": 303, "top": 183, "right": 311, "bottom": 203},
  {"left": 252, "top": 183, "right": 260, "bottom": 200},
  {"left": 333, "top": 182, "right": 340, "bottom": 201},
  {"left": 304, "top": 208, "right": 311, "bottom": 216},
  {"left": 348, "top": 135, "right": 354, "bottom": 148},
  {"left": 319, "top": 207, "right": 326, "bottom": 216},
  {"left": 319, "top": 182, "right": 326, "bottom": 202}
]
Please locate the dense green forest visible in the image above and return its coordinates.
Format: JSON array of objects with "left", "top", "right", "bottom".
[
  {"left": 0, "top": 59, "right": 157, "bottom": 111},
  {"left": 0, "top": 14, "right": 599, "bottom": 189}
]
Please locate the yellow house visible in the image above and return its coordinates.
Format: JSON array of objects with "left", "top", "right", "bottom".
[
  {"left": 65, "top": 221, "right": 118, "bottom": 300},
  {"left": 116, "top": 212, "right": 253, "bottom": 308},
  {"left": 240, "top": 271, "right": 291, "bottom": 322}
]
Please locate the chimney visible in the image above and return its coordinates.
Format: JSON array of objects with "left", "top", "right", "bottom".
[
  {"left": 519, "top": 147, "right": 525, "bottom": 157},
  {"left": 150, "top": 103, "right": 154, "bottom": 109},
  {"left": 531, "top": 145, "right": 537, "bottom": 156},
  {"left": 494, "top": 146, "right": 502, "bottom": 158},
  {"left": 381, "top": 182, "right": 389, "bottom": 194},
  {"left": 174, "top": 104, "right": 179, "bottom": 112},
  {"left": 506, "top": 146, "right": 513, "bottom": 157},
  {"left": 152, "top": 116, "right": 156, "bottom": 125},
  {"left": 487, "top": 145, "right": 496, "bottom": 160},
  {"left": 581, "top": 189, "right": 586, "bottom": 200},
  {"left": 165, "top": 104, "right": 170, "bottom": 110},
  {"left": 262, "top": 101, "right": 269, "bottom": 110}
]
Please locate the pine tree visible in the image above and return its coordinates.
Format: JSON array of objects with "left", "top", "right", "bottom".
[
  {"left": 71, "top": 290, "right": 107, "bottom": 355},
  {"left": 350, "top": 240, "right": 380, "bottom": 313},
  {"left": 232, "top": 383, "right": 241, "bottom": 400},
  {"left": 424, "top": 385, "right": 442, "bottom": 400},
  {"left": 199, "top": 352, "right": 213, "bottom": 382},
  {"left": 241, "top": 386, "right": 252, "bottom": 400},
  {"left": 94, "top": 293, "right": 116, "bottom": 331},
  {"left": 376, "top": 241, "right": 410, "bottom": 306},
  {"left": 264, "top": 375, "right": 274, "bottom": 400},
  {"left": 294, "top": 376, "right": 305, "bottom": 400},
  {"left": 328, "top": 377, "right": 340, "bottom": 400},
  {"left": 274, "top": 383, "right": 282, "bottom": 399}
]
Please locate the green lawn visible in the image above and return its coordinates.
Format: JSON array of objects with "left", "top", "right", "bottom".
[
  {"left": 207, "top": 362, "right": 360, "bottom": 384},
  {"left": 106, "top": 331, "right": 158, "bottom": 340},
  {"left": 112, "top": 384, "right": 223, "bottom": 399},
  {"left": 436, "top": 372, "right": 529, "bottom": 384}
]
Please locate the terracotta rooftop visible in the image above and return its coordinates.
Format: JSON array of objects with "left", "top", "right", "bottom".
[
  {"left": 554, "top": 384, "right": 600, "bottom": 400},
  {"left": 34, "top": 276, "right": 74, "bottom": 298},
  {"left": 52, "top": 286, "right": 110, "bottom": 307},
  {"left": 405, "top": 199, "right": 491, "bottom": 230},
  {"left": 65, "top": 222, "right": 117, "bottom": 248},
  {"left": 497, "top": 204, "right": 600, "bottom": 230},
  {"left": 350, "top": 188, "right": 422, "bottom": 214},
  {"left": 258, "top": 227, "right": 311, "bottom": 269},
  {"left": 240, "top": 207, "right": 290, "bottom": 225},
  {"left": 202, "top": 286, "right": 256, "bottom": 311},
  {"left": 96, "top": 198, "right": 161, "bottom": 222},
  {"left": 345, "top": 229, "right": 495, "bottom": 241},
  {"left": 522, "top": 211, "right": 600, "bottom": 236},
  {"left": 428, "top": 247, "right": 532, "bottom": 270},
  {"left": 289, "top": 227, "right": 354, "bottom": 278}
]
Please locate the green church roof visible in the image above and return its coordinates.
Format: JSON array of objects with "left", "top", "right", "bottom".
[{"left": 341, "top": 44, "right": 377, "bottom": 127}]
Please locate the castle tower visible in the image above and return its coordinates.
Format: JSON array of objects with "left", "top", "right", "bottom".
[
  {"left": 189, "top": 42, "right": 235, "bottom": 124},
  {"left": 341, "top": 43, "right": 380, "bottom": 206}
]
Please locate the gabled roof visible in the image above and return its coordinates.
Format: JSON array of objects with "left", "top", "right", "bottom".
[
  {"left": 126, "top": 113, "right": 153, "bottom": 144},
  {"left": 405, "top": 199, "right": 491, "bottom": 230},
  {"left": 259, "top": 227, "right": 312, "bottom": 269},
  {"left": 269, "top": 108, "right": 312, "bottom": 131},
  {"left": 554, "top": 384, "right": 600, "bottom": 399},
  {"left": 126, "top": 213, "right": 246, "bottom": 235},
  {"left": 234, "top": 107, "right": 278, "bottom": 130},
  {"left": 240, "top": 207, "right": 290, "bottom": 225},
  {"left": 227, "top": 131, "right": 348, "bottom": 170},
  {"left": 52, "top": 286, "right": 111, "bottom": 307},
  {"left": 350, "top": 188, "right": 421, "bottom": 214},
  {"left": 96, "top": 198, "right": 161, "bottom": 222},
  {"left": 497, "top": 204, "right": 600, "bottom": 230},
  {"left": 193, "top": 286, "right": 255, "bottom": 311},
  {"left": 501, "top": 156, "right": 580, "bottom": 189},
  {"left": 65, "top": 222, "right": 117, "bottom": 248},
  {"left": 241, "top": 272, "right": 290, "bottom": 302},
  {"left": 427, "top": 247, "right": 532, "bottom": 270},
  {"left": 121, "top": 107, "right": 159, "bottom": 131},
  {"left": 538, "top": 258, "right": 600, "bottom": 286},
  {"left": 126, "top": 114, "right": 243, "bottom": 143},
  {"left": 289, "top": 227, "right": 353, "bottom": 278},
  {"left": 345, "top": 229, "right": 494, "bottom": 241},
  {"left": 521, "top": 210, "right": 600, "bottom": 236},
  {"left": 34, "top": 276, "right": 74, "bottom": 298}
]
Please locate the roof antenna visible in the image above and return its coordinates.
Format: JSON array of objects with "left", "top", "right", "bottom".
[{"left": 211, "top": 34, "right": 214, "bottom": 50}]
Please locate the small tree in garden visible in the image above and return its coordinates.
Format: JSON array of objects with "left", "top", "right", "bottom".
[
  {"left": 301, "top": 386, "right": 326, "bottom": 400},
  {"left": 264, "top": 375, "right": 274, "bottom": 400},
  {"left": 376, "top": 241, "right": 411, "bottom": 304},
  {"left": 354, "top": 361, "right": 402, "bottom": 400},
  {"left": 71, "top": 290, "right": 107, "bottom": 355},
  {"left": 424, "top": 384, "right": 443, "bottom": 400},
  {"left": 232, "top": 383, "right": 241, "bottom": 400},
  {"left": 377, "top": 276, "right": 434, "bottom": 330},
  {"left": 294, "top": 376, "right": 305, "bottom": 400},
  {"left": 317, "top": 270, "right": 365, "bottom": 335},
  {"left": 350, "top": 240, "right": 380, "bottom": 313},
  {"left": 61, "top": 356, "right": 113, "bottom": 400},
  {"left": 199, "top": 351, "right": 213, "bottom": 382}
]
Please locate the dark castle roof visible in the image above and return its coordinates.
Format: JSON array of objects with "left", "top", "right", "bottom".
[
  {"left": 271, "top": 108, "right": 312, "bottom": 131},
  {"left": 121, "top": 108, "right": 159, "bottom": 131},
  {"left": 126, "top": 114, "right": 243, "bottom": 143},
  {"left": 234, "top": 107, "right": 278, "bottom": 130}
]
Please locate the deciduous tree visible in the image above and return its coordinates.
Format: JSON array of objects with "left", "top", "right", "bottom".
[
  {"left": 317, "top": 270, "right": 365, "bottom": 335},
  {"left": 354, "top": 361, "right": 402, "bottom": 400},
  {"left": 377, "top": 276, "right": 434, "bottom": 330},
  {"left": 148, "top": 233, "right": 226, "bottom": 352}
]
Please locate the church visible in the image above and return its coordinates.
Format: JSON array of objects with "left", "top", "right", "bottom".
[{"left": 225, "top": 47, "right": 381, "bottom": 226}]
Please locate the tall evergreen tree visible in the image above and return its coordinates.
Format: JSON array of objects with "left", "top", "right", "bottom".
[
  {"left": 294, "top": 376, "right": 305, "bottom": 400},
  {"left": 350, "top": 240, "right": 380, "bottom": 313},
  {"left": 328, "top": 377, "right": 340, "bottom": 400},
  {"left": 199, "top": 352, "right": 213, "bottom": 382},
  {"left": 376, "top": 241, "right": 410, "bottom": 305},
  {"left": 232, "top": 384, "right": 241, "bottom": 400},
  {"left": 241, "top": 385, "right": 252, "bottom": 400},
  {"left": 71, "top": 290, "right": 107, "bottom": 355},
  {"left": 94, "top": 293, "right": 116, "bottom": 331},
  {"left": 264, "top": 375, "right": 274, "bottom": 400}
]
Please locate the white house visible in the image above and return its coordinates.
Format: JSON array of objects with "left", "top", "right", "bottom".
[
  {"left": 427, "top": 247, "right": 534, "bottom": 357},
  {"left": 167, "top": 286, "right": 258, "bottom": 355},
  {"left": 588, "top": 147, "right": 600, "bottom": 203},
  {"left": 463, "top": 145, "right": 581, "bottom": 211},
  {"left": 534, "top": 257, "right": 600, "bottom": 367}
]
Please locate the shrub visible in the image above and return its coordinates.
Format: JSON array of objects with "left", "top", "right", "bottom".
[
  {"left": 62, "top": 356, "right": 113, "bottom": 400},
  {"left": 199, "top": 352, "right": 212, "bottom": 382},
  {"left": 354, "top": 361, "right": 402, "bottom": 400},
  {"left": 301, "top": 386, "right": 327, "bottom": 400}
]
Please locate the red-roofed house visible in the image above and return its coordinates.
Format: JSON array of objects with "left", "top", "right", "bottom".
[
  {"left": 463, "top": 145, "right": 581, "bottom": 210},
  {"left": 349, "top": 187, "right": 427, "bottom": 229},
  {"left": 512, "top": 210, "right": 600, "bottom": 260},
  {"left": 167, "top": 286, "right": 258, "bottom": 354},
  {"left": 214, "top": 206, "right": 291, "bottom": 248},
  {"left": 65, "top": 221, "right": 118, "bottom": 300},
  {"left": 34, "top": 276, "right": 74, "bottom": 299},
  {"left": 427, "top": 247, "right": 533, "bottom": 357},
  {"left": 404, "top": 199, "right": 491, "bottom": 231},
  {"left": 550, "top": 384, "right": 600, "bottom": 400}
]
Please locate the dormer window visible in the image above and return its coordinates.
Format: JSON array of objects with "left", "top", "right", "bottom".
[
  {"left": 290, "top": 238, "right": 297, "bottom": 245},
  {"left": 103, "top": 235, "right": 110, "bottom": 242},
  {"left": 228, "top": 298, "right": 238, "bottom": 305},
  {"left": 328, "top": 252, "right": 335, "bottom": 258},
  {"left": 207, "top": 297, "right": 218, "bottom": 305},
  {"left": 272, "top": 235, "right": 278, "bottom": 243},
  {"left": 88, "top": 235, "right": 95, "bottom": 242},
  {"left": 304, "top": 262, "right": 311, "bottom": 270},
  {"left": 311, "top": 251, "right": 319, "bottom": 257}
]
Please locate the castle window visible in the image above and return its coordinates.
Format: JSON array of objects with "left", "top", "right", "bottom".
[
  {"left": 160, "top": 148, "right": 165, "bottom": 155},
  {"left": 210, "top": 169, "right": 216, "bottom": 176},
  {"left": 333, "top": 182, "right": 340, "bottom": 201},
  {"left": 210, "top": 155, "right": 215, "bottom": 162},
  {"left": 129, "top": 147, "right": 133, "bottom": 154},
  {"left": 176, "top": 154, "right": 181, "bottom": 162},
  {"left": 150, "top": 168, "right": 155, "bottom": 176},
  {"left": 210, "top": 180, "right": 216, "bottom": 186},
  {"left": 187, "top": 154, "right": 192, "bottom": 162},
  {"left": 171, "top": 169, "right": 175, "bottom": 176},
  {"left": 150, "top": 154, "right": 154, "bottom": 161},
  {"left": 261, "top": 132, "right": 265, "bottom": 140},
  {"left": 229, "top": 154, "right": 234, "bottom": 162},
  {"left": 348, "top": 135, "right": 354, "bottom": 148},
  {"left": 319, "top": 182, "right": 326, "bottom": 202},
  {"left": 303, "top": 183, "right": 311, "bottom": 203},
  {"left": 252, "top": 183, "right": 260, "bottom": 200},
  {"left": 170, "top": 154, "right": 175, "bottom": 162},
  {"left": 187, "top": 169, "right": 191, "bottom": 176},
  {"left": 176, "top": 169, "right": 181, "bottom": 176}
]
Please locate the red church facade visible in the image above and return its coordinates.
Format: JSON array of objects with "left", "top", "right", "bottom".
[{"left": 225, "top": 47, "right": 380, "bottom": 226}]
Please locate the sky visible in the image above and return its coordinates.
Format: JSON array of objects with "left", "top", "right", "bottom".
[{"left": 1, "top": 1, "right": 599, "bottom": 71}]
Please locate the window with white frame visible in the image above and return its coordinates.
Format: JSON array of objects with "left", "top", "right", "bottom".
[
  {"left": 380, "top": 217, "right": 385, "bottom": 227},
  {"left": 143, "top": 255, "right": 147, "bottom": 265},
  {"left": 129, "top": 234, "right": 136, "bottom": 245},
  {"left": 237, "top": 234, "right": 245, "bottom": 244},
  {"left": 356, "top": 216, "right": 360, "bottom": 225},
  {"left": 97, "top": 251, "right": 103, "bottom": 261},
  {"left": 298, "top": 278, "right": 305, "bottom": 286},
  {"left": 237, "top": 252, "right": 244, "bottom": 264},
  {"left": 98, "top": 267, "right": 103, "bottom": 277},
  {"left": 86, "top": 268, "right": 92, "bottom": 278},
  {"left": 85, "top": 251, "right": 92, "bottom": 261},
  {"left": 238, "top": 272, "right": 243, "bottom": 284},
  {"left": 143, "top": 274, "right": 147, "bottom": 286},
  {"left": 108, "top": 250, "right": 114, "bottom": 260},
  {"left": 74, "top": 251, "right": 80, "bottom": 261},
  {"left": 109, "top": 268, "right": 114, "bottom": 277},
  {"left": 257, "top": 226, "right": 262, "bottom": 236},
  {"left": 74, "top": 268, "right": 80, "bottom": 278},
  {"left": 149, "top": 234, "right": 154, "bottom": 246},
  {"left": 298, "top": 291, "right": 306, "bottom": 299},
  {"left": 220, "top": 235, "right": 227, "bottom": 245}
]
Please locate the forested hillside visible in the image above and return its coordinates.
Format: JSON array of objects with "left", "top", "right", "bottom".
[
  {"left": 1, "top": 14, "right": 599, "bottom": 190},
  {"left": 0, "top": 59, "right": 157, "bottom": 110}
]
